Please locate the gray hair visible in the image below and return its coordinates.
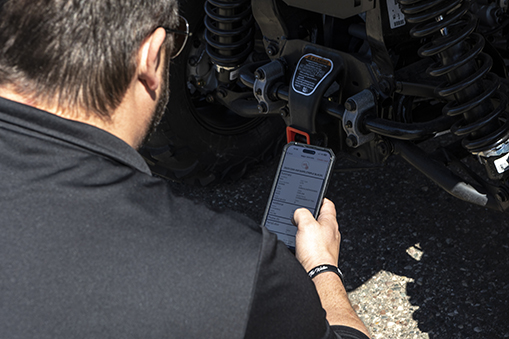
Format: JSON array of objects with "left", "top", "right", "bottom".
[{"left": 0, "top": 0, "right": 179, "bottom": 119}]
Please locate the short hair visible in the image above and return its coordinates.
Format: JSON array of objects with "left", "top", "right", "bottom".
[{"left": 0, "top": 0, "right": 178, "bottom": 119}]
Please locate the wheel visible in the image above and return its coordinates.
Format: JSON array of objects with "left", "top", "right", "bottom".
[{"left": 141, "top": 0, "right": 285, "bottom": 186}]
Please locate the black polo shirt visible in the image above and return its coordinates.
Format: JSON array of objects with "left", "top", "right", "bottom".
[{"left": 0, "top": 97, "right": 368, "bottom": 339}]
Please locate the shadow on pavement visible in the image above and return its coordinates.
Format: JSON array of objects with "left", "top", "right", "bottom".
[{"left": 328, "top": 157, "right": 509, "bottom": 338}]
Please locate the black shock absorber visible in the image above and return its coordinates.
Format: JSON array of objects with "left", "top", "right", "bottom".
[
  {"left": 204, "top": 0, "right": 255, "bottom": 83},
  {"left": 399, "top": 0, "right": 509, "bottom": 179}
]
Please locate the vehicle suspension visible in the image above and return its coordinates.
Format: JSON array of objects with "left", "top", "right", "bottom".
[
  {"left": 204, "top": 0, "right": 255, "bottom": 83},
  {"left": 399, "top": 0, "right": 509, "bottom": 180}
]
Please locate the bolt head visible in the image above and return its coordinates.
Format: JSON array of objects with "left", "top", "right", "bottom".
[
  {"left": 496, "top": 187, "right": 509, "bottom": 202},
  {"left": 380, "top": 80, "right": 391, "bottom": 94},
  {"left": 377, "top": 142, "right": 388, "bottom": 156},
  {"left": 257, "top": 102, "right": 268, "bottom": 113},
  {"left": 346, "top": 135, "right": 358, "bottom": 148},
  {"left": 279, "top": 107, "right": 289, "bottom": 117},
  {"left": 497, "top": 193, "right": 506, "bottom": 202},
  {"left": 267, "top": 45, "right": 277, "bottom": 56},
  {"left": 254, "top": 69, "right": 265, "bottom": 80},
  {"left": 205, "top": 94, "right": 214, "bottom": 103},
  {"left": 345, "top": 99, "right": 356, "bottom": 112}
]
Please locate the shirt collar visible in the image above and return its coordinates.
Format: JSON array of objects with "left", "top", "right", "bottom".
[{"left": 0, "top": 96, "right": 152, "bottom": 175}]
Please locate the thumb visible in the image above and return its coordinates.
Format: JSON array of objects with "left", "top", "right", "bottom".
[{"left": 292, "top": 208, "right": 314, "bottom": 227}]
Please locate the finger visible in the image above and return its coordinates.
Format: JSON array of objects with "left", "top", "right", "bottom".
[
  {"left": 292, "top": 207, "right": 314, "bottom": 226},
  {"left": 320, "top": 198, "right": 336, "bottom": 216},
  {"left": 317, "top": 199, "right": 337, "bottom": 223}
]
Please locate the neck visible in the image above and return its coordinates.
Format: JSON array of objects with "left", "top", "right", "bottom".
[{"left": 0, "top": 85, "right": 148, "bottom": 149}]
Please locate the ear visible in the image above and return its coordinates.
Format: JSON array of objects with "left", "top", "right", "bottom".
[{"left": 137, "top": 28, "right": 167, "bottom": 92}]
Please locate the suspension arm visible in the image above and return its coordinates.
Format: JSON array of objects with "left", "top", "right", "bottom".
[
  {"left": 364, "top": 115, "right": 459, "bottom": 140},
  {"left": 392, "top": 139, "right": 506, "bottom": 212}
]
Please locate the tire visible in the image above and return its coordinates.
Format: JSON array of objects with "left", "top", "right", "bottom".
[{"left": 140, "top": 0, "right": 285, "bottom": 186}]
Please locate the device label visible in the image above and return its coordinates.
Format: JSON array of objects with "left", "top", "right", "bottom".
[
  {"left": 292, "top": 54, "right": 333, "bottom": 96},
  {"left": 229, "top": 68, "right": 239, "bottom": 81},
  {"left": 387, "top": 0, "right": 406, "bottom": 29},
  {"left": 494, "top": 153, "right": 509, "bottom": 173}
]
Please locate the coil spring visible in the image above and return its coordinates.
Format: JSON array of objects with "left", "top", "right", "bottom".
[
  {"left": 399, "top": 0, "right": 509, "bottom": 154},
  {"left": 204, "top": 0, "right": 255, "bottom": 67}
]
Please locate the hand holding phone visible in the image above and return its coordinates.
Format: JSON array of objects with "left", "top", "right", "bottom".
[
  {"left": 293, "top": 199, "right": 340, "bottom": 272},
  {"left": 261, "top": 142, "right": 335, "bottom": 250}
]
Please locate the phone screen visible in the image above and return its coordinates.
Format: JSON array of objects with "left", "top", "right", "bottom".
[{"left": 262, "top": 143, "right": 335, "bottom": 249}]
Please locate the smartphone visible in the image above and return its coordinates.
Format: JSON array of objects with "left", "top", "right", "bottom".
[{"left": 261, "top": 142, "right": 335, "bottom": 250}]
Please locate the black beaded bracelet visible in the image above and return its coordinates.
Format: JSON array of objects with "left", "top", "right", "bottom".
[{"left": 307, "top": 264, "right": 344, "bottom": 284}]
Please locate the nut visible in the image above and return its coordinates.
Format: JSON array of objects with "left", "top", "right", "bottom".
[
  {"left": 345, "top": 99, "right": 357, "bottom": 112},
  {"left": 346, "top": 135, "right": 358, "bottom": 148}
]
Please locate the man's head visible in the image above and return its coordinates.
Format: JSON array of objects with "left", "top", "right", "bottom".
[{"left": 0, "top": 0, "right": 178, "bottom": 126}]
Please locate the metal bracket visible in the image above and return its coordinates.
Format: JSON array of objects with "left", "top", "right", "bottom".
[
  {"left": 251, "top": 0, "right": 288, "bottom": 59},
  {"left": 342, "top": 89, "right": 376, "bottom": 148},
  {"left": 253, "top": 60, "right": 286, "bottom": 114}
]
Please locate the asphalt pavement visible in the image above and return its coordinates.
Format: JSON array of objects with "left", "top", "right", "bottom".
[{"left": 166, "top": 142, "right": 509, "bottom": 339}]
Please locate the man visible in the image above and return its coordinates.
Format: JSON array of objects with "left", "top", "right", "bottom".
[{"left": 0, "top": 0, "right": 370, "bottom": 338}]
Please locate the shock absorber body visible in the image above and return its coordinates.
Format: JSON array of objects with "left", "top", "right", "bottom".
[
  {"left": 399, "top": 0, "right": 509, "bottom": 179},
  {"left": 204, "top": 0, "right": 255, "bottom": 83}
]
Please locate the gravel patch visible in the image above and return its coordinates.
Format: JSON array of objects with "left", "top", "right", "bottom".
[
  {"left": 165, "top": 146, "right": 509, "bottom": 339},
  {"left": 348, "top": 270, "right": 426, "bottom": 339}
]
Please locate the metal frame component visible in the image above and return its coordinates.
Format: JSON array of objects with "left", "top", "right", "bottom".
[
  {"left": 342, "top": 89, "right": 376, "bottom": 148},
  {"left": 393, "top": 139, "right": 509, "bottom": 211},
  {"left": 253, "top": 60, "right": 287, "bottom": 114},
  {"left": 282, "top": 0, "right": 374, "bottom": 19},
  {"left": 286, "top": 44, "right": 347, "bottom": 136},
  {"left": 363, "top": 115, "right": 459, "bottom": 140},
  {"left": 251, "top": 0, "right": 288, "bottom": 59},
  {"left": 476, "top": 139, "right": 509, "bottom": 158}
]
